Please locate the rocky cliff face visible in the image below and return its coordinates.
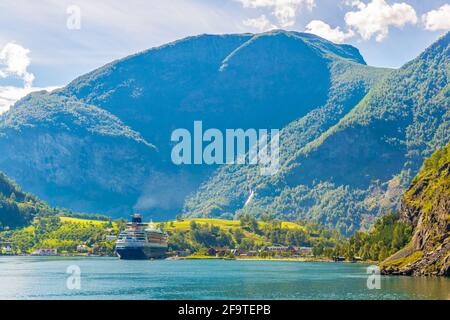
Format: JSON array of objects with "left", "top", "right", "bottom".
[{"left": 381, "top": 144, "right": 450, "bottom": 276}]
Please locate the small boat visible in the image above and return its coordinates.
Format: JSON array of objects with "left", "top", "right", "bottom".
[{"left": 333, "top": 256, "right": 346, "bottom": 262}]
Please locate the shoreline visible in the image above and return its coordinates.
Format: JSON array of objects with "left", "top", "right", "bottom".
[
  {"left": 1, "top": 253, "right": 373, "bottom": 264},
  {"left": 170, "top": 255, "right": 376, "bottom": 264}
]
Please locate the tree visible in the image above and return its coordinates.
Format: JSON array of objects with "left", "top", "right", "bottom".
[
  {"left": 239, "top": 214, "right": 258, "bottom": 233},
  {"left": 378, "top": 246, "right": 389, "bottom": 261},
  {"left": 11, "top": 229, "right": 35, "bottom": 253},
  {"left": 233, "top": 228, "right": 245, "bottom": 245},
  {"left": 313, "top": 243, "right": 324, "bottom": 257},
  {"left": 114, "top": 218, "right": 127, "bottom": 232},
  {"left": 345, "top": 246, "right": 355, "bottom": 261},
  {"left": 239, "top": 238, "right": 255, "bottom": 250}
]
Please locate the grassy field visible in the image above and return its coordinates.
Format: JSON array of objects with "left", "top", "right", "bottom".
[
  {"left": 59, "top": 217, "right": 306, "bottom": 232},
  {"left": 59, "top": 217, "right": 114, "bottom": 226},
  {"left": 163, "top": 218, "right": 305, "bottom": 231},
  {"left": 161, "top": 218, "right": 307, "bottom": 243}
]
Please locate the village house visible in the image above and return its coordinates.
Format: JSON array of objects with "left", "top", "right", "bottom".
[
  {"left": 176, "top": 250, "right": 191, "bottom": 257},
  {"left": 247, "top": 250, "right": 259, "bottom": 257},
  {"left": 214, "top": 249, "right": 229, "bottom": 257},
  {"left": 294, "top": 246, "right": 314, "bottom": 257},
  {"left": 0, "top": 242, "right": 12, "bottom": 254},
  {"left": 32, "top": 249, "right": 58, "bottom": 256},
  {"left": 231, "top": 249, "right": 247, "bottom": 256},
  {"left": 264, "top": 246, "right": 297, "bottom": 253},
  {"left": 76, "top": 245, "right": 89, "bottom": 253}
]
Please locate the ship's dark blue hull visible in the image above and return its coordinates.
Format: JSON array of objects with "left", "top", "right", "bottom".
[{"left": 116, "top": 247, "right": 167, "bottom": 260}]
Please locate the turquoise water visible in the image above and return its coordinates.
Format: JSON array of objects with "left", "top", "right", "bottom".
[{"left": 0, "top": 256, "right": 448, "bottom": 300}]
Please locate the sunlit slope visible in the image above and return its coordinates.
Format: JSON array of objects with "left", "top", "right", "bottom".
[{"left": 185, "top": 32, "right": 450, "bottom": 236}]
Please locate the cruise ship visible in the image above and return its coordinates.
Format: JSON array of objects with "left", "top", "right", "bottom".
[{"left": 115, "top": 214, "right": 168, "bottom": 260}]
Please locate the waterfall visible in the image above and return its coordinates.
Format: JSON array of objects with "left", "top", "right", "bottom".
[{"left": 244, "top": 190, "right": 255, "bottom": 207}]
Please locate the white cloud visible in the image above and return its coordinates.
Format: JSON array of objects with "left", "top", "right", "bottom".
[
  {"left": 0, "top": 42, "right": 35, "bottom": 88},
  {"left": 343, "top": 0, "right": 365, "bottom": 8},
  {"left": 0, "top": 41, "right": 60, "bottom": 114},
  {"left": 344, "top": 0, "right": 418, "bottom": 42},
  {"left": 422, "top": 4, "right": 450, "bottom": 31},
  {"left": 0, "top": 85, "right": 60, "bottom": 114},
  {"left": 305, "top": 20, "right": 354, "bottom": 43},
  {"left": 243, "top": 14, "right": 277, "bottom": 32},
  {"left": 238, "top": 0, "right": 315, "bottom": 27}
]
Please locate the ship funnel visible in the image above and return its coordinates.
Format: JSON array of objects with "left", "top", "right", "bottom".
[{"left": 132, "top": 214, "right": 143, "bottom": 223}]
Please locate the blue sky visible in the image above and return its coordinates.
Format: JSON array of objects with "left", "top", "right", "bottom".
[{"left": 0, "top": 0, "right": 449, "bottom": 112}]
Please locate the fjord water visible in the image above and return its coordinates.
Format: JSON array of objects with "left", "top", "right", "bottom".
[{"left": 0, "top": 257, "right": 448, "bottom": 300}]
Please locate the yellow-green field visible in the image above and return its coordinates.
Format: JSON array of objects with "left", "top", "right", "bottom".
[
  {"left": 163, "top": 218, "right": 265, "bottom": 242},
  {"left": 163, "top": 218, "right": 305, "bottom": 231},
  {"left": 162, "top": 218, "right": 307, "bottom": 244},
  {"left": 59, "top": 217, "right": 305, "bottom": 230},
  {"left": 59, "top": 217, "right": 113, "bottom": 226}
]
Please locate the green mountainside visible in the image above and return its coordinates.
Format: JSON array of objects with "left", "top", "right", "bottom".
[
  {"left": 184, "top": 32, "right": 450, "bottom": 236},
  {"left": 1, "top": 30, "right": 447, "bottom": 237},
  {"left": 0, "top": 31, "right": 388, "bottom": 219}
]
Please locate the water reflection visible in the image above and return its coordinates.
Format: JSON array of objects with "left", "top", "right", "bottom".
[{"left": 0, "top": 257, "right": 449, "bottom": 300}]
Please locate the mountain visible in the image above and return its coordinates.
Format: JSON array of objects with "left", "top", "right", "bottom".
[
  {"left": 0, "top": 171, "right": 59, "bottom": 229},
  {"left": 0, "top": 93, "right": 159, "bottom": 215},
  {"left": 0, "top": 31, "right": 388, "bottom": 219},
  {"left": 381, "top": 143, "right": 449, "bottom": 276},
  {"left": 184, "top": 32, "right": 450, "bottom": 236}
]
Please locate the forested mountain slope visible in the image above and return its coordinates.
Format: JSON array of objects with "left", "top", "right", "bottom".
[
  {"left": 0, "top": 172, "right": 60, "bottom": 230},
  {"left": 185, "top": 32, "right": 449, "bottom": 236},
  {"left": 0, "top": 31, "right": 388, "bottom": 218}
]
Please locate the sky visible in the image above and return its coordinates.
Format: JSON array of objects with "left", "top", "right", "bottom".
[{"left": 0, "top": 0, "right": 449, "bottom": 113}]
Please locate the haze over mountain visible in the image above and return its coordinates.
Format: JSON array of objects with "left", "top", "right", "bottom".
[
  {"left": 0, "top": 93, "right": 159, "bottom": 216},
  {"left": 0, "top": 30, "right": 390, "bottom": 221},
  {"left": 185, "top": 32, "right": 449, "bottom": 235}
]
